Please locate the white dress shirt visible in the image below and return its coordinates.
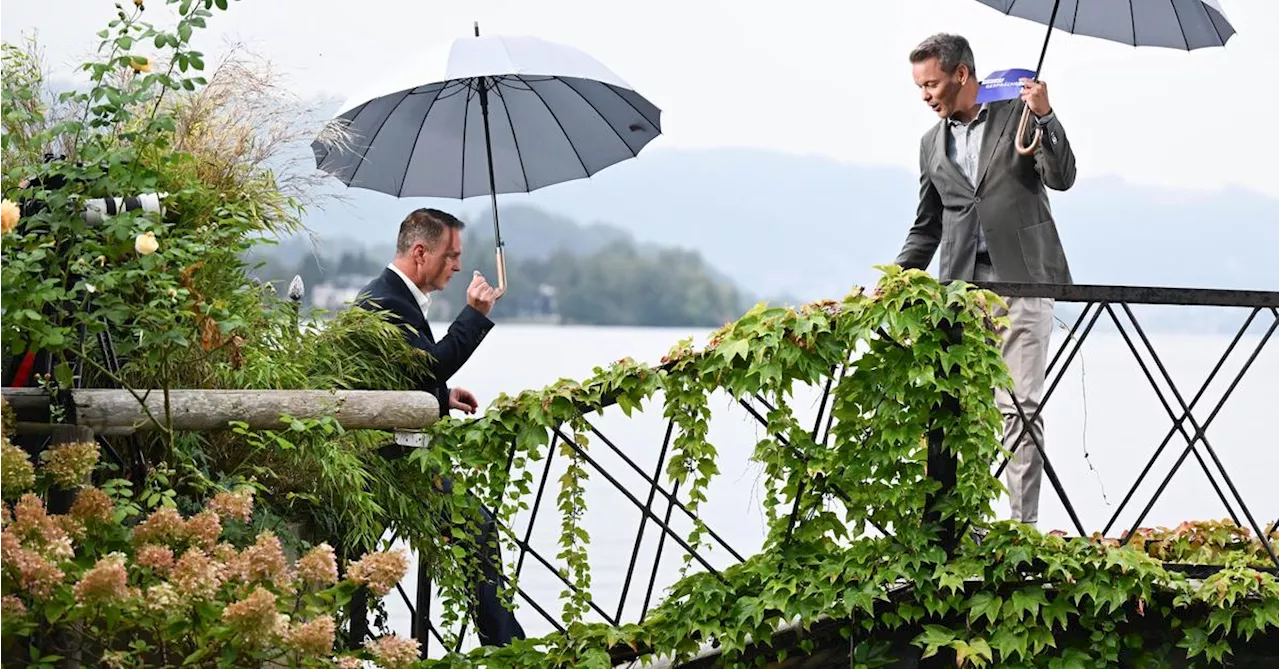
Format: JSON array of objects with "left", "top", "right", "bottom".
[{"left": 387, "top": 263, "right": 431, "bottom": 321}]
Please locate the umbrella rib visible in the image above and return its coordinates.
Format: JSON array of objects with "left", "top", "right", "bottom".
[
  {"left": 460, "top": 80, "right": 477, "bottom": 200},
  {"left": 602, "top": 81, "right": 662, "bottom": 135},
  {"left": 396, "top": 84, "right": 448, "bottom": 198},
  {"left": 1197, "top": 0, "right": 1227, "bottom": 45},
  {"left": 348, "top": 90, "right": 413, "bottom": 192},
  {"left": 519, "top": 75, "right": 591, "bottom": 179},
  {"left": 492, "top": 78, "right": 531, "bottom": 193},
  {"left": 1130, "top": 1, "right": 1137, "bottom": 47},
  {"left": 1169, "top": 0, "right": 1190, "bottom": 50},
  {"left": 1068, "top": 0, "right": 1081, "bottom": 33},
  {"left": 558, "top": 78, "right": 637, "bottom": 158}
]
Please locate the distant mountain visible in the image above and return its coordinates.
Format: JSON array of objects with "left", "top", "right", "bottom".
[
  {"left": 455, "top": 205, "right": 634, "bottom": 258},
  {"left": 248, "top": 206, "right": 746, "bottom": 327},
  {"left": 298, "top": 146, "right": 1279, "bottom": 308}
]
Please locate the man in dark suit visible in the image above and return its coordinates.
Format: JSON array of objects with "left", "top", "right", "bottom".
[
  {"left": 355, "top": 207, "right": 524, "bottom": 646},
  {"left": 892, "top": 33, "right": 1078, "bottom": 528}
]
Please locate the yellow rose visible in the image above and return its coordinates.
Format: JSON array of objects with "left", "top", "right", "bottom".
[
  {"left": 130, "top": 57, "right": 152, "bottom": 73},
  {"left": 135, "top": 231, "right": 159, "bottom": 255},
  {"left": 0, "top": 200, "right": 19, "bottom": 234}
]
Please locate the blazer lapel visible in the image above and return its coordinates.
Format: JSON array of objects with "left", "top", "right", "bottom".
[
  {"left": 975, "top": 100, "right": 1017, "bottom": 190},
  {"left": 379, "top": 267, "right": 434, "bottom": 342},
  {"left": 934, "top": 121, "right": 969, "bottom": 192}
]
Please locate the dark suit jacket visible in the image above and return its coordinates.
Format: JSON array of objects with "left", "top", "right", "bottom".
[
  {"left": 895, "top": 98, "right": 1076, "bottom": 284},
  {"left": 355, "top": 267, "right": 493, "bottom": 416}
]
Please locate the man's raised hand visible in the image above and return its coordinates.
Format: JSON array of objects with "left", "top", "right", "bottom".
[
  {"left": 466, "top": 270, "right": 505, "bottom": 316},
  {"left": 1019, "top": 78, "right": 1052, "bottom": 118}
]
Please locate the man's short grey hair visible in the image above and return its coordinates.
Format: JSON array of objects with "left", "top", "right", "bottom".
[
  {"left": 909, "top": 33, "right": 977, "bottom": 80},
  {"left": 396, "top": 208, "right": 466, "bottom": 254}
]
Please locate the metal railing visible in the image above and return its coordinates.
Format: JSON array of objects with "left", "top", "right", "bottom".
[
  {"left": 362, "top": 282, "right": 1278, "bottom": 660},
  {"left": 977, "top": 282, "right": 1277, "bottom": 564}
]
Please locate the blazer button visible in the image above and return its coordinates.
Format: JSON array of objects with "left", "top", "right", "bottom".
[{"left": 974, "top": 197, "right": 982, "bottom": 204}]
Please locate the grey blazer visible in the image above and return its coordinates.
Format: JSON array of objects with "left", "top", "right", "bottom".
[{"left": 894, "top": 98, "right": 1076, "bottom": 284}]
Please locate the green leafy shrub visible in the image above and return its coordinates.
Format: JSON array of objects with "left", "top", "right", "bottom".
[{"left": 0, "top": 0, "right": 455, "bottom": 651}]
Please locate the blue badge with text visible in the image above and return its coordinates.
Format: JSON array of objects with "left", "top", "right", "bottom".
[{"left": 976, "top": 68, "right": 1036, "bottom": 104}]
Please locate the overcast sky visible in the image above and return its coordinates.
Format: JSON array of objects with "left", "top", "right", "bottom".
[{"left": 3, "top": 0, "right": 1277, "bottom": 197}]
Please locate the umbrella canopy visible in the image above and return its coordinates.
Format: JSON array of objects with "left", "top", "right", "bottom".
[
  {"left": 311, "top": 33, "right": 663, "bottom": 200},
  {"left": 968, "top": 0, "right": 1235, "bottom": 155},
  {"left": 974, "top": 0, "right": 1235, "bottom": 51},
  {"left": 312, "top": 29, "right": 662, "bottom": 291}
]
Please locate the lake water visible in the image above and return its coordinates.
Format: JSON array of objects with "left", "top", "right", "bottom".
[{"left": 374, "top": 319, "right": 1278, "bottom": 655}]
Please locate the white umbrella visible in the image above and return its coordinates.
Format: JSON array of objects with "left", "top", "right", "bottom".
[{"left": 312, "top": 25, "right": 663, "bottom": 290}]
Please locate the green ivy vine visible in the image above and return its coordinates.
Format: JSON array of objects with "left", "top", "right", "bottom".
[{"left": 406, "top": 266, "right": 1275, "bottom": 668}]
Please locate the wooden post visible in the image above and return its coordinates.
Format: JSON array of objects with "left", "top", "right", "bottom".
[
  {"left": 920, "top": 319, "right": 963, "bottom": 669},
  {"left": 1, "top": 388, "right": 439, "bottom": 433},
  {"left": 924, "top": 319, "right": 963, "bottom": 555}
]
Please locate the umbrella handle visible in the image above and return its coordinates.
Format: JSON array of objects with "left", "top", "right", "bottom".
[
  {"left": 1017, "top": 0, "right": 1060, "bottom": 157},
  {"left": 495, "top": 246, "right": 508, "bottom": 293},
  {"left": 1015, "top": 103, "right": 1042, "bottom": 156}
]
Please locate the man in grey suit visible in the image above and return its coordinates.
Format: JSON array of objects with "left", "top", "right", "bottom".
[{"left": 892, "top": 33, "right": 1077, "bottom": 527}]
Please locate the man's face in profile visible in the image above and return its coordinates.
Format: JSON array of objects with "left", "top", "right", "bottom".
[
  {"left": 417, "top": 227, "right": 462, "bottom": 292},
  {"left": 913, "top": 57, "right": 966, "bottom": 119}
]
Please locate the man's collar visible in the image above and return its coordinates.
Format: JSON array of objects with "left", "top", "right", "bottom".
[
  {"left": 947, "top": 103, "right": 988, "bottom": 127},
  {"left": 387, "top": 262, "right": 431, "bottom": 315}
]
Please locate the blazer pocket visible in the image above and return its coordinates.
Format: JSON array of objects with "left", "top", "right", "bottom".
[{"left": 1016, "top": 221, "right": 1067, "bottom": 282}]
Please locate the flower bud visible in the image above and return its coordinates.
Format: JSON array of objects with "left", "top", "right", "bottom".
[{"left": 135, "top": 231, "right": 159, "bottom": 255}]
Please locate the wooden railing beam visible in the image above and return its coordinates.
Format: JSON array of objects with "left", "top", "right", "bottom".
[{"left": 0, "top": 388, "right": 439, "bottom": 433}]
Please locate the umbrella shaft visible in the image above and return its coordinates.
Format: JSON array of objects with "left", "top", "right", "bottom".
[
  {"left": 1033, "top": 0, "right": 1064, "bottom": 81},
  {"left": 477, "top": 77, "right": 503, "bottom": 249}
]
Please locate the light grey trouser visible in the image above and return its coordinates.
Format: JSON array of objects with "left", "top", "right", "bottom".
[{"left": 974, "top": 262, "right": 1054, "bottom": 526}]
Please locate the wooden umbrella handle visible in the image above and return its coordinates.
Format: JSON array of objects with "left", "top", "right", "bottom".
[
  {"left": 495, "top": 247, "right": 508, "bottom": 292},
  {"left": 1015, "top": 102, "right": 1042, "bottom": 156}
]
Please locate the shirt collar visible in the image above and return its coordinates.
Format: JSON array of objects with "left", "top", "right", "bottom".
[
  {"left": 387, "top": 262, "right": 431, "bottom": 316},
  {"left": 948, "top": 103, "right": 989, "bottom": 128}
]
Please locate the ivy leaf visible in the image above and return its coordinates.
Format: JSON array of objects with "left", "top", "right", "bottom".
[
  {"left": 990, "top": 627, "right": 1029, "bottom": 662},
  {"left": 937, "top": 569, "right": 965, "bottom": 595},
  {"left": 718, "top": 338, "right": 750, "bottom": 362},
  {"left": 1007, "top": 587, "right": 1047, "bottom": 620},
  {"left": 967, "top": 593, "right": 1003, "bottom": 625},
  {"left": 1041, "top": 593, "right": 1072, "bottom": 630},
  {"left": 1027, "top": 625, "right": 1057, "bottom": 654},
  {"left": 913, "top": 624, "right": 956, "bottom": 659},
  {"left": 1046, "top": 648, "right": 1092, "bottom": 669},
  {"left": 953, "top": 637, "right": 992, "bottom": 667},
  {"left": 1207, "top": 607, "right": 1234, "bottom": 635}
]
